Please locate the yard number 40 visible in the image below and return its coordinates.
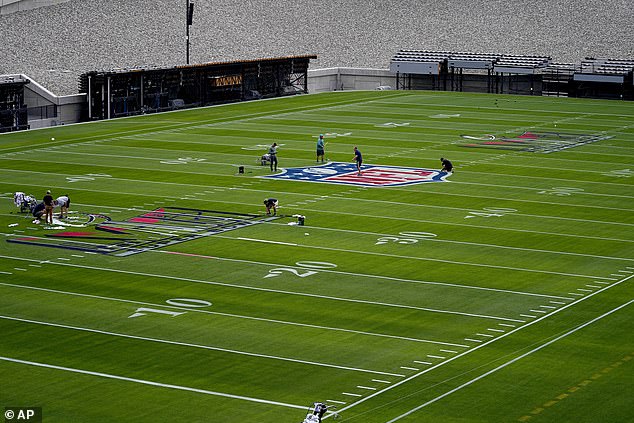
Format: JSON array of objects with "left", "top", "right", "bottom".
[{"left": 264, "top": 261, "right": 337, "bottom": 279}]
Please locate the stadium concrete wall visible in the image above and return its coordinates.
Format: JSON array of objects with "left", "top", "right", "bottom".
[{"left": 308, "top": 68, "right": 396, "bottom": 92}]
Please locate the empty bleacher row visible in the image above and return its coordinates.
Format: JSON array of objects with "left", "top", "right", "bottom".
[{"left": 389, "top": 50, "right": 634, "bottom": 99}]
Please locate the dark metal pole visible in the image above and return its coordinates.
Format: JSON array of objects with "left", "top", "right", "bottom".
[{"left": 186, "top": 0, "right": 190, "bottom": 64}]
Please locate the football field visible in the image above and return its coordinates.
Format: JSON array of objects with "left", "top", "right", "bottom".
[{"left": 0, "top": 90, "right": 633, "bottom": 422}]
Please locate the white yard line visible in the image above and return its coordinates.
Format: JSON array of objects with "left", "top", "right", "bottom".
[
  {"left": 0, "top": 236, "right": 572, "bottom": 299},
  {"left": 0, "top": 280, "right": 467, "bottom": 348},
  {"left": 0, "top": 314, "right": 403, "bottom": 377},
  {"left": 219, "top": 238, "right": 614, "bottom": 281},
  {"left": 0, "top": 355, "right": 307, "bottom": 410},
  {"left": 384, "top": 297, "right": 634, "bottom": 422},
  {"left": 0, "top": 257, "right": 521, "bottom": 321}
]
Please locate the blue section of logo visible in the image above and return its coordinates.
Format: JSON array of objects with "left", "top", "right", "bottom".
[{"left": 260, "top": 162, "right": 449, "bottom": 187}]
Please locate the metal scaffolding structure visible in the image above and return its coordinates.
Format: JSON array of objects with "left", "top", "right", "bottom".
[
  {"left": 78, "top": 55, "right": 317, "bottom": 120},
  {"left": 0, "top": 74, "right": 29, "bottom": 132}
]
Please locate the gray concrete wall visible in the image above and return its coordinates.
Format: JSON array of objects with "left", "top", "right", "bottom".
[{"left": 308, "top": 68, "right": 396, "bottom": 93}]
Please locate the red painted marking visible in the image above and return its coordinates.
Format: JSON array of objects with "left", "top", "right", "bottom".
[
  {"left": 14, "top": 237, "right": 39, "bottom": 241},
  {"left": 128, "top": 208, "right": 165, "bottom": 224},
  {"left": 49, "top": 232, "right": 94, "bottom": 237},
  {"left": 325, "top": 167, "right": 437, "bottom": 186},
  {"left": 518, "top": 132, "right": 538, "bottom": 139}
]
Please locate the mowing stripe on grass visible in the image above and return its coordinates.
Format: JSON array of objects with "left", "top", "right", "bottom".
[
  {"left": 0, "top": 356, "right": 307, "bottom": 410},
  {"left": 0, "top": 314, "right": 404, "bottom": 377},
  {"left": 0, "top": 280, "right": 468, "bottom": 348},
  {"left": 383, "top": 297, "right": 634, "bottom": 422}
]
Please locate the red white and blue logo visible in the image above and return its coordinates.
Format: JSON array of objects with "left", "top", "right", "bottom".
[{"left": 261, "top": 162, "right": 449, "bottom": 187}]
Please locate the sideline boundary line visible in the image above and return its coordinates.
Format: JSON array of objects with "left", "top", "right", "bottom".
[
  {"left": 384, "top": 297, "right": 634, "bottom": 422},
  {"left": 331, "top": 273, "right": 634, "bottom": 417},
  {"left": 0, "top": 355, "right": 307, "bottom": 410}
]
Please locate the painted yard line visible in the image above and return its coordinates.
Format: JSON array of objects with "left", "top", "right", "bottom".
[
  {"left": 0, "top": 314, "right": 402, "bottom": 377},
  {"left": 550, "top": 301, "right": 567, "bottom": 305},
  {"left": 530, "top": 309, "right": 548, "bottom": 314},
  {"left": 400, "top": 367, "right": 419, "bottom": 371},
  {"left": 464, "top": 338, "right": 482, "bottom": 343},
  {"left": 227, "top": 237, "right": 613, "bottom": 281},
  {"left": 0, "top": 258, "right": 522, "bottom": 323},
  {"left": 383, "top": 298, "right": 634, "bottom": 423},
  {"left": 332, "top": 273, "right": 634, "bottom": 417},
  {"left": 520, "top": 314, "right": 537, "bottom": 318},
  {"left": 476, "top": 333, "right": 494, "bottom": 338},
  {"left": 427, "top": 355, "right": 446, "bottom": 360},
  {"left": 372, "top": 379, "right": 392, "bottom": 384},
  {"left": 440, "top": 349, "right": 458, "bottom": 354},
  {"left": 413, "top": 361, "right": 432, "bottom": 365},
  {"left": 539, "top": 305, "right": 557, "bottom": 309},
  {"left": 498, "top": 323, "right": 516, "bottom": 327},
  {"left": 0, "top": 227, "right": 576, "bottom": 301},
  {"left": 487, "top": 328, "right": 505, "bottom": 333},
  {"left": 342, "top": 392, "right": 363, "bottom": 397},
  {"left": 0, "top": 356, "right": 307, "bottom": 410},
  {"left": 257, "top": 223, "right": 633, "bottom": 263},
  {"left": 586, "top": 284, "right": 602, "bottom": 289},
  {"left": 156, "top": 251, "right": 573, "bottom": 301},
  {"left": 237, "top": 237, "right": 297, "bottom": 246},
  {"left": 0, "top": 271, "right": 12, "bottom": 275},
  {"left": 0, "top": 280, "right": 465, "bottom": 348},
  {"left": 326, "top": 400, "right": 347, "bottom": 405},
  {"left": 443, "top": 180, "right": 634, "bottom": 200},
  {"left": 449, "top": 168, "right": 632, "bottom": 188},
  {"left": 357, "top": 386, "right": 377, "bottom": 391}
]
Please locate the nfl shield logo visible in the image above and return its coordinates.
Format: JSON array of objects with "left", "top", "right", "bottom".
[{"left": 261, "top": 162, "right": 449, "bottom": 187}]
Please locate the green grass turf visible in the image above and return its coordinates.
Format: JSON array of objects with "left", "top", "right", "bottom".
[{"left": 0, "top": 90, "right": 632, "bottom": 422}]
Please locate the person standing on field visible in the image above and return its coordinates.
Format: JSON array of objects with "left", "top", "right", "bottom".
[
  {"left": 268, "top": 142, "right": 278, "bottom": 172},
  {"left": 43, "top": 190, "right": 54, "bottom": 225},
  {"left": 316, "top": 134, "right": 325, "bottom": 163},
  {"left": 353, "top": 146, "right": 363, "bottom": 175}
]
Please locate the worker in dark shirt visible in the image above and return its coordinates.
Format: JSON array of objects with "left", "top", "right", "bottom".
[
  {"left": 440, "top": 157, "right": 453, "bottom": 173},
  {"left": 353, "top": 146, "right": 363, "bottom": 175},
  {"left": 43, "top": 190, "right": 54, "bottom": 224},
  {"left": 263, "top": 198, "right": 278, "bottom": 215}
]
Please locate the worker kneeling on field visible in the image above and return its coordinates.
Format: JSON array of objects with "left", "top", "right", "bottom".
[{"left": 264, "top": 198, "right": 278, "bottom": 215}]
